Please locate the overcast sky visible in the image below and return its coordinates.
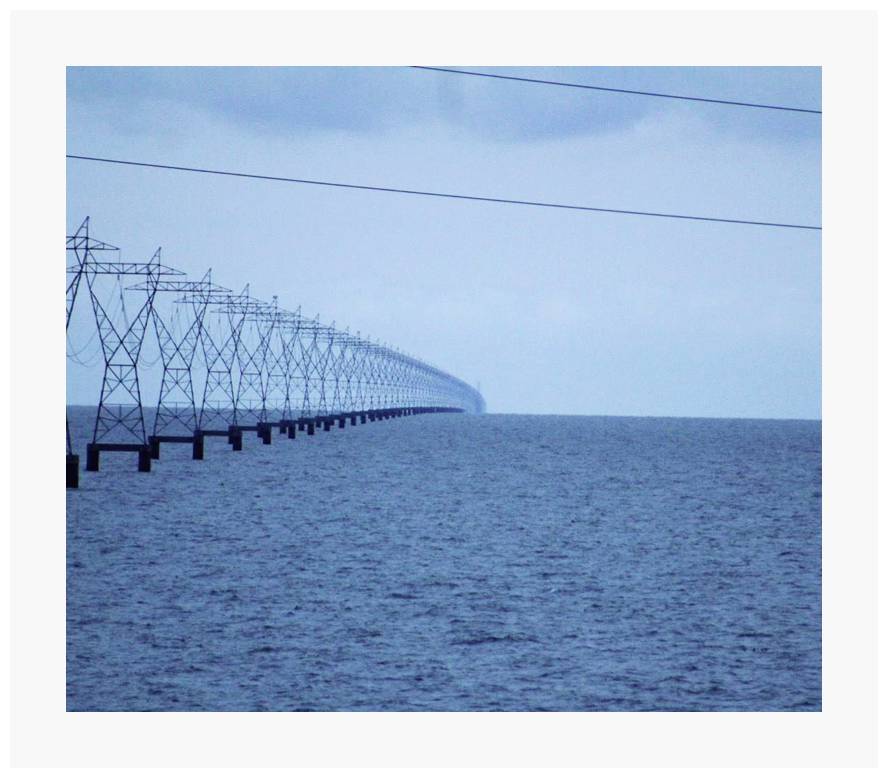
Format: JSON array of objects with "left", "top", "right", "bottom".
[{"left": 66, "top": 65, "right": 821, "bottom": 418}]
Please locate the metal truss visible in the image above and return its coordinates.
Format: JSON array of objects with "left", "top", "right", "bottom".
[
  {"left": 66, "top": 218, "right": 121, "bottom": 485},
  {"left": 263, "top": 309, "right": 298, "bottom": 425},
  {"left": 127, "top": 270, "right": 232, "bottom": 459},
  {"left": 79, "top": 247, "right": 184, "bottom": 449},
  {"left": 67, "top": 219, "right": 486, "bottom": 481},
  {"left": 233, "top": 295, "right": 276, "bottom": 426},
  {"left": 194, "top": 286, "right": 250, "bottom": 431}
]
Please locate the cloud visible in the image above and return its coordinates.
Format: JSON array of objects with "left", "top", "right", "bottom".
[
  {"left": 64, "top": 66, "right": 660, "bottom": 142},
  {"left": 67, "top": 66, "right": 431, "bottom": 137},
  {"left": 67, "top": 66, "right": 821, "bottom": 146}
]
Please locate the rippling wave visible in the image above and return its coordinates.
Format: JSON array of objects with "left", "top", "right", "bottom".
[{"left": 66, "top": 410, "right": 821, "bottom": 711}]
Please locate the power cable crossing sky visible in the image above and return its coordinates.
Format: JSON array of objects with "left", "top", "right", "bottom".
[
  {"left": 65, "top": 155, "right": 822, "bottom": 232},
  {"left": 410, "top": 66, "right": 824, "bottom": 114}
]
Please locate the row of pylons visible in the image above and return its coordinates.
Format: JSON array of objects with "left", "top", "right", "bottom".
[
  {"left": 67, "top": 218, "right": 485, "bottom": 489},
  {"left": 66, "top": 406, "right": 463, "bottom": 488}
]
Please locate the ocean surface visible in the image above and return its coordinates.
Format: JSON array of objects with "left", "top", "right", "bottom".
[{"left": 66, "top": 408, "right": 822, "bottom": 711}]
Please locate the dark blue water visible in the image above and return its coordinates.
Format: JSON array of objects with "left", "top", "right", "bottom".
[{"left": 66, "top": 410, "right": 821, "bottom": 711}]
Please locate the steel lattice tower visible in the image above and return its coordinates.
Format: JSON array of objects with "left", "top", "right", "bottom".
[{"left": 67, "top": 219, "right": 486, "bottom": 483}]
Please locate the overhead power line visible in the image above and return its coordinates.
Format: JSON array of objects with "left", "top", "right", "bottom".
[
  {"left": 411, "top": 66, "right": 823, "bottom": 115},
  {"left": 66, "top": 155, "right": 822, "bottom": 231}
]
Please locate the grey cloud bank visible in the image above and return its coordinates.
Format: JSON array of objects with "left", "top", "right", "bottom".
[{"left": 67, "top": 66, "right": 821, "bottom": 142}]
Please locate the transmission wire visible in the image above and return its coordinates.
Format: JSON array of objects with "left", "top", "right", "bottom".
[
  {"left": 66, "top": 155, "right": 821, "bottom": 231},
  {"left": 66, "top": 329, "right": 102, "bottom": 368},
  {"left": 410, "top": 66, "right": 823, "bottom": 115}
]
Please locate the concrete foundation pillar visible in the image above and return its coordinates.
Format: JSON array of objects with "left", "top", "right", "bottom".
[
  {"left": 138, "top": 447, "right": 152, "bottom": 472},
  {"left": 86, "top": 445, "right": 99, "bottom": 472},
  {"left": 307, "top": 422, "right": 315, "bottom": 436},
  {"left": 192, "top": 432, "right": 204, "bottom": 460},
  {"left": 67, "top": 455, "right": 79, "bottom": 488}
]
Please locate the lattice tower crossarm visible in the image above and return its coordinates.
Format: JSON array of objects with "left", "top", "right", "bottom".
[
  {"left": 66, "top": 218, "right": 121, "bottom": 457},
  {"left": 128, "top": 273, "right": 233, "bottom": 437},
  {"left": 78, "top": 246, "right": 185, "bottom": 445}
]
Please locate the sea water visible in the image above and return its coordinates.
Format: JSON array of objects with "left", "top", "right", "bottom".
[{"left": 66, "top": 409, "right": 821, "bottom": 711}]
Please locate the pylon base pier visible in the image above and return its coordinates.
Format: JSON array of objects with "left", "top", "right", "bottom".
[
  {"left": 67, "top": 455, "right": 80, "bottom": 488},
  {"left": 85, "top": 443, "right": 153, "bottom": 472}
]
